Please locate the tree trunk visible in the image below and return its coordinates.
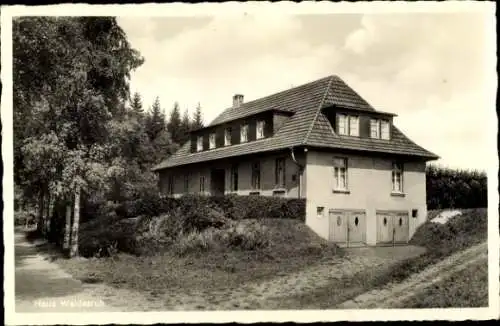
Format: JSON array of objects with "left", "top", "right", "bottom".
[
  {"left": 69, "top": 187, "right": 81, "bottom": 258},
  {"left": 37, "top": 191, "right": 45, "bottom": 233},
  {"left": 63, "top": 200, "right": 72, "bottom": 253},
  {"left": 47, "top": 196, "right": 54, "bottom": 238}
]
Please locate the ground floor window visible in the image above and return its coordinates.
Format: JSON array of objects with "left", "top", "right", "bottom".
[
  {"left": 231, "top": 164, "right": 239, "bottom": 191},
  {"left": 392, "top": 162, "right": 404, "bottom": 192},
  {"left": 275, "top": 158, "right": 285, "bottom": 187},
  {"left": 199, "top": 175, "right": 205, "bottom": 193},
  {"left": 167, "top": 175, "right": 174, "bottom": 195},
  {"left": 251, "top": 161, "right": 261, "bottom": 190},
  {"left": 333, "top": 157, "right": 348, "bottom": 190}
]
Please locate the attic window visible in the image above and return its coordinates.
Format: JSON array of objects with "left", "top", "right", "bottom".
[
  {"left": 209, "top": 133, "right": 216, "bottom": 149},
  {"left": 240, "top": 124, "right": 249, "bottom": 143},
  {"left": 337, "top": 114, "right": 359, "bottom": 136},
  {"left": 196, "top": 136, "right": 203, "bottom": 151},
  {"left": 370, "top": 119, "right": 391, "bottom": 140},
  {"left": 256, "top": 121, "right": 265, "bottom": 139},
  {"left": 224, "top": 128, "right": 232, "bottom": 146}
]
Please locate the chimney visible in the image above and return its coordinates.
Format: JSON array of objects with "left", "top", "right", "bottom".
[{"left": 233, "top": 94, "right": 244, "bottom": 108}]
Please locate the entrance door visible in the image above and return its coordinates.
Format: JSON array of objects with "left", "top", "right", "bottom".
[
  {"left": 329, "top": 210, "right": 347, "bottom": 243},
  {"left": 210, "top": 169, "right": 225, "bottom": 196},
  {"left": 393, "top": 212, "right": 409, "bottom": 243},
  {"left": 347, "top": 211, "right": 366, "bottom": 243},
  {"left": 376, "top": 212, "right": 393, "bottom": 244}
]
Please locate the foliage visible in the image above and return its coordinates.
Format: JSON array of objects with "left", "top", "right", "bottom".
[{"left": 426, "top": 165, "right": 487, "bottom": 209}]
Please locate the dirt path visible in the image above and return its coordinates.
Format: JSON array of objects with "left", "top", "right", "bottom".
[
  {"left": 337, "top": 241, "right": 488, "bottom": 309},
  {"left": 15, "top": 231, "right": 154, "bottom": 312}
]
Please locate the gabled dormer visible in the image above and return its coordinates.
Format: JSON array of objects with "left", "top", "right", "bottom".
[
  {"left": 189, "top": 94, "right": 294, "bottom": 153},
  {"left": 322, "top": 105, "right": 396, "bottom": 140}
]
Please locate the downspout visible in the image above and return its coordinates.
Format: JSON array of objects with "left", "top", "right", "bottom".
[{"left": 290, "top": 147, "right": 305, "bottom": 199}]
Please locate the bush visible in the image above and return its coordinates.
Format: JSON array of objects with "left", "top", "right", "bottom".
[{"left": 15, "top": 209, "right": 36, "bottom": 226}]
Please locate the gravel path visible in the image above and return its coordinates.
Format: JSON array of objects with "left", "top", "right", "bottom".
[{"left": 337, "top": 241, "right": 488, "bottom": 309}]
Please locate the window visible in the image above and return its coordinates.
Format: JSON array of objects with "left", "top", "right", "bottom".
[
  {"left": 199, "top": 175, "right": 205, "bottom": 193},
  {"left": 333, "top": 157, "right": 348, "bottom": 190},
  {"left": 167, "top": 175, "right": 174, "bottom": 195},
  {"left": 370, "top": 119, "right": 391, "bottom": 140},
  {"left": 184, "top": 174, "right": 189, "bottom": 193},
  {"left": 240, "top": 124, "right": 249, "bottom": 143},
  {"left": 370, "top": 119, "right": 380, "bottom": 139},
  {"left": 230, "top": 164, "right": 239, "bottom": 191},
  {"left": 251, "top": 161, "right": 261, "bottom": 190},
  {"left": 209, "top": 133, "right": 216, "bottom": 149},
  {"left": 381, "top": 120, "right": 390, "bottom": 140},
  {"left": 196, "top": 136, "right": 203, "bottom": 151},
  {"left": 337, "top": 114, "right": 359, "bottom": 136},
  {"left": 256, "top": 121, "right": 265, "bottom": 139},
  {"left": 224, "top": 127, "right": 232, "bottom": 146},
  {"left": 392, "top": 162, "right": 403, "bottom": 193},
  {"left": 275, "top": 158, "right": 286, "bottom": 187},
  {"left": 349, "top": 116, "right": 359, "bottom": 136},
  {"left": 337, "top": 114, "right": 347, "bottom": 135}
]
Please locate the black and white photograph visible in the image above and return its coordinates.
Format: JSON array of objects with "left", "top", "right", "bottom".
[{"left": 2, "top": 1, "right": 498, "bottom": 324}]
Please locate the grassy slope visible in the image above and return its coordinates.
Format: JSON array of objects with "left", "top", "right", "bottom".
[
  {"left": 55, "top": 219, "right": 341, "bottom": 296},
  {"left": 401, "top": 259, "right": 488, "bottom": 308},
  {"left": 276, "top": 208, "right": 488, "bottom": 308}
]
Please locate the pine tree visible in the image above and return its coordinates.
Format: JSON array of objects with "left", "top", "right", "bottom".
[
  {"left": 145, "top": 97, "right": 166, "bottom": 141},
  {"left": 178, "top": 108, "right": 191, "bottom": 145},
  {"left": 130, "top": 92, "right": 143, "bottom": 114},
  {"left": 167, "top": 102, "right": 182, "bottom": 144},
  {"left": 191, "top": 102, "right": 204, "bottom": 130}
]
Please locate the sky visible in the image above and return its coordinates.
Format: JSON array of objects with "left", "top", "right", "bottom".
[{"left": 117, "top": 9, "right": 496, "bottom": 172}]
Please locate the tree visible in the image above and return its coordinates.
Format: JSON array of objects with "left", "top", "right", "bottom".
[
  {"left": 191, "top": 102, "right": 204, "bottom": 130},
  {"left": 145, "top": 97, "right": 166, "bottom": 142},
  {"left": 167, "top": 102, "right": 182, "bottom": 144},
  {"left": 178, "top": 108, "right": 191, "bottom": 145},
  {"left": 130, "top": 91, "right": 144, "bottom": 118},
  {"left": 14, "top": 17, "right": 144, "bottom": 257}
]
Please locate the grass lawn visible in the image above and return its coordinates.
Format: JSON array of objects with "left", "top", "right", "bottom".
[
  {"left": 401, "top": 259, "right": 488, "bottom": 308},
  {"left": 54, "top": 219, "right": 342, "bottom": 299}
]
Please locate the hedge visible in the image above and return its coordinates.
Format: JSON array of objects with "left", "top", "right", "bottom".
[{"left": 116, "top": 193, "right": 306, "bottom": 221}]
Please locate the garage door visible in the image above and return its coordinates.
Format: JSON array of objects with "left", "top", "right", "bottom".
[
  {"left": 329, "top": 210, "right": 366, "bottom": 246},
  {"left": 376, "top": 211, "right": 410, "bottom": 244}
]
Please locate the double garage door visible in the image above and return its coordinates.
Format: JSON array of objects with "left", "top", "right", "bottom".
[
  {"left": 328, "top": 210, "right": 366, "bottom": 246},
  {"left": 376, "top": 211, "right": 410, "bottom": 244},
  {"left": 328, "top": 210, "right": 410, "bottom": 246}
]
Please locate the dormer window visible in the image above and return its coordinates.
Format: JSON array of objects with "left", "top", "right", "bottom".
[
  {"left": 209, "top": 133, "right": 216, "bottom": 149},
  {"left": 370, "top": 118, "right": 391, "bottom": 140},
  {"left": 240, "top": 124, "right": 249, "bottom": 143},
  {"left": 256, "top": 121, "right": 265, "bottom": 139},
  {"left": 224, "top": 127, "right": 232, "bottom": 146},
  {"left": 337, "top": 114, "right": 359, "bottom": 136},
  {"left": 196, "top": 136, "right": 203, "bottom": 151}
]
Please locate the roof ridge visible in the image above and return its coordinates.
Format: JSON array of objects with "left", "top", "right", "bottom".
[
  {"left": 303, "top": 76, "right": 335, "bottom": 145},
  {"left": 208, "top": 74, "right": 335, "bottom": 126}
]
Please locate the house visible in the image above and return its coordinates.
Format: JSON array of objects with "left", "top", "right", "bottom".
[{"left": 152, "top": 75, "right": 439, "bottom": 247}]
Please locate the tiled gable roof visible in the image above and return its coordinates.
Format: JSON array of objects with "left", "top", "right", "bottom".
[{"left": 152, "top": 75, "right": 438, "bottom": 171}]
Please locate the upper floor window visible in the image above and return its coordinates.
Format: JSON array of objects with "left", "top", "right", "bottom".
[
  {"left": 240, "top": 124, "right": 249, "bottom": 143},
  {"left": 337, "top": 114, "right": 359, "bottom": 136},
  {"left": 196, "top": 136, "right": 203, "bottom": 151},
  {"left": 251, "top": 161, "right": 261, "bottom": 190},
  {"left": 370, "top": 119, "right": 391, "bottom": 140},
  {"left": 209, "top": 133, "right": 216, "bottom": 149},
  {"left": 333, "top": 157, "right": 348, "bottom": 191},
  {"left": 256, "top": 121, "right": 265, "bottom": 139},
  {"left": 275, "top": 158, "right": 286, "bottom": 187},
  {"left": 392, "top": 162, "right": 403, "bottom": 193},
  {"left": 224, "top": 127, "right": 232, "bottom": 146}
]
